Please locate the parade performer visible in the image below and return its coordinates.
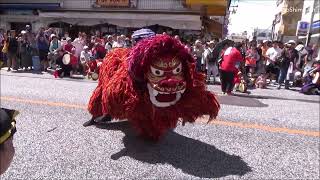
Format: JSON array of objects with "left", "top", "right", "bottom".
[{"left": 85, "top": 34, "right": 220, "bottom": 141}]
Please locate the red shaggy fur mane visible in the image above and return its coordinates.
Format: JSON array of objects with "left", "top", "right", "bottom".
[{"left": 88, "top": 35, "right": 220, "bottom": 140}]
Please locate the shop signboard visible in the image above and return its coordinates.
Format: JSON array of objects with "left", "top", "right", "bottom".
[
  {"left": 296, "top": 21, "right": 309, "bottom": 36},
  {"left": 96, "top": 0, "right": 129, "bottom": 7}
]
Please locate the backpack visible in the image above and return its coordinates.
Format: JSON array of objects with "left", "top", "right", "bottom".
[{"left": 208, "top": 49, "right": 218, "bottom": 63}]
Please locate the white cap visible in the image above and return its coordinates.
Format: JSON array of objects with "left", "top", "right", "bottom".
[
  {"left": 262, "top": 40, "right": 269, "bottom": 43},
  {"left": 50, "top": 34, "right": 57, "bottom": 38},
  {"left": 287, "top": 40, "right": 296, "bottom": 44},
  {"left": 21, "top": 30, "right": 26, "bottom": 34},
  {"left": 195, "top": 40, "right": 202, "bottom": 44},
  {"left": 207, "top": 40, "right": 215, "bottom": 44},
  {"left": 66, "top": 37, "right": 72, "bottom": 41},
  {"left": 83, "top": 45, "right": 89, "bottom": 49}
]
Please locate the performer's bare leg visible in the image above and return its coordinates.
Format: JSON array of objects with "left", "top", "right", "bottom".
[{"left": 83, "top": 114, "right": 112, "bottom": 127}]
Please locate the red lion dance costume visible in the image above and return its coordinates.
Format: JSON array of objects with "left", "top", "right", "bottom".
[{"left": 88, "top": 35, "right": 220, "bottom": 140}]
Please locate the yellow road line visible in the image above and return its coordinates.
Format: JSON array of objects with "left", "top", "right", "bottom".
[
  {"left": 1, "top": 96, "right": 87, "bottom": 109},
  {"left": 1, "top": 96, "right": 319, "bottom": 137}
]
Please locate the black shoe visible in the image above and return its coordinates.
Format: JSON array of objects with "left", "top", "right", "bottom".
[
  {"left": 83, "top": 118, "right": 96, "bottom": 127},
  {"left": 94, "top": 114, "right": 112, "bottom": 124}
]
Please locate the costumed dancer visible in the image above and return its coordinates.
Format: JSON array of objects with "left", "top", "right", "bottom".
[
  {"left": 0, "top": 108, "right": 18, "bottom": 175},
  {"left": 84, "top": 33, "right": 220, "bottom": 141},
  {"left": 83, "top": 29, "right": 156, "bottom": 126}
]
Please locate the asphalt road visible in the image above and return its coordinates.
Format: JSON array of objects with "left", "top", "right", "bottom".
[{"left": 0, "top": 70, "right": 319, "bottom": 179}]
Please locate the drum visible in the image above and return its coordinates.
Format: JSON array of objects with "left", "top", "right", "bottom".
[
  {"left": 91, "top": 72, "right": 99, "bottom": 81},
  {"left": 312, "top": 72, "right": 320, "bottom": 85},
  {"left": 62, "top": 54, "right": 71, "bottom": 65}
]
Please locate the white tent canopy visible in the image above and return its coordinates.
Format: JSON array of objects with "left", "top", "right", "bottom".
[{"left": 39, "top": 11, "right": 201, "bottom": 30}]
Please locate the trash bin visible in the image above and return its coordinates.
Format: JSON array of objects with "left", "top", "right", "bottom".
[{"left": 32, "top": 56, "right": 41, "bottom": 71}]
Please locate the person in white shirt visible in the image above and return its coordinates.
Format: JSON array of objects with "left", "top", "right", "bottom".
[
  {"left": 73, "top": 32, "right": 86, "bottom": 59},
  {"left": 104, "top": 35, "right": 113, "bottom": 53},
  {"left": 203, "top": 40, "right": 218, "bottom": 84},
  {"left": 112, "top": 36, "right": 124, "bottom": 48},
  {"left": 265, "top": 41, "right": 282, "bottom": 81},
  {"left": 80, "top": 46, "right": 92, "bottom": 75}
]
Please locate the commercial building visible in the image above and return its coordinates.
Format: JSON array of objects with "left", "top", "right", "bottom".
[
  {"left": 0, "top": 0, "right": 230, "bottom": 40},
  {"left": 271, "top": 0, "right": 304, "bottom": 42},
  {"left": 297, "top": 0, "right": 320, "bottom": 45}
]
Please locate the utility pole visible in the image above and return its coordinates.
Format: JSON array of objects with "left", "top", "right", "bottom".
[{"left": 305, "top": 0, "right": 316, "bottom": 46}]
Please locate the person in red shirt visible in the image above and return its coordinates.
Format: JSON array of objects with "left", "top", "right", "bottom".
[
  {"left": 63, "top": 37, "right": 78, "bottom": 74},
  {"left": 63, "top": 37, "right": 75, "bottom": 54},
  {"left": 220, "top": 42, "right": 244, "bottom": 95}
]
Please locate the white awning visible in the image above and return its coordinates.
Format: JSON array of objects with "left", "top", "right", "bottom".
[{"left": 39, "top": 11, "right": 201, "bottom": 30}]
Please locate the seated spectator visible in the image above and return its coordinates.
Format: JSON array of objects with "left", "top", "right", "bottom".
[
  {"left": 255, "top": 73, "right": 267, "bottom": 89},
  {"left": 0, "top": 108, "right": 19, "bottom": 175}
]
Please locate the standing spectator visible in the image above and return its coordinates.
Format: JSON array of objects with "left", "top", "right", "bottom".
[
  {"left": 20, "top": 32, "right": 32, "bottom": 70},
  {"left": 29, "top": 33, "right": 40, "bottom": 71},
  {"left": 73, "top": 32, "right": 85, "bottom": 60},
  {"left": 203, "top": 40, "right": 218, "bottom": 84},
  {"left": 124, "top": 37, "right": 132, "bottom": 48},
  {"left": 7, "top": 30, "right": 19, "bottom": 71},
  {"left": 265, "top": 41, "right": 282, "bottom": 82},
  {"left": 277, "top": 40, "right": 298, "bottom": 89},
  {"left": 80, "top": 45, "right": 92, "bottom": 75},
  {"left": 192, "top": 39, "right": 204, "bottom": 72},
  {"left": 37, "top": 32, "right": 50, "bottom": 71},
  {"left": 104, "top": 35, "right": 113, "bottom": 53},
  {"left": 2, "top": 32, "right": 9, "bottom": 67},
  {"left": 91, "top": 42, "right": 106, "bottom": 59},
  {"left": 0, "top": 29, "right": 6, "bottom": 67},
  {"left": 48, "top": 34, "right": 61, "bottom": 69},
  {"left": 245, "top": 44, "right": 260, "bottom": 75},
  {"left": 44, "top": 28, "right": 55, "bottom": 40},
  {"left": 113, "top": 36, "right": 124, "bottom": 48},
  {"left": 220, "top": 42, "right": 244, "bottom": 95},
  {"left": 261, "top": 40, "right": 270, "bottom": 62}
]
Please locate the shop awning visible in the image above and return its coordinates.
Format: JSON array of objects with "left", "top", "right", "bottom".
[
  {"left": 39, "top": 12, "right": 201, "bottom": 30},
  {"left": 0, "top": 3, "right": 60, "bottom": 10}
]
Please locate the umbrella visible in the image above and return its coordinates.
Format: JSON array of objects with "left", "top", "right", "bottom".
[
  {"left": 212, "top": 39, "right": 234, "bottom": 60},
  {"left": 131, "top": 29, "right": 155, "bottom": 41}
]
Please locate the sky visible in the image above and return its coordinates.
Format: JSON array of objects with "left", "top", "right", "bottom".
[{"left": 228, "top": 0, "right": 277, "bottom": 34}]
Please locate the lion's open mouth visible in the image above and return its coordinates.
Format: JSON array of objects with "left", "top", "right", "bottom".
[{"left": 147, "top": 83, "right": 186, "bottom": 107}]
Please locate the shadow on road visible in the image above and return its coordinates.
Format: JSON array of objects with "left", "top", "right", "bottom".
[
  {"left": 218, "top": 95, "right": 268, "bottom": 107},
  {"left": 232, "top": 93, "right": 319, "bottom": 104},
  {"left": 97, "top": 121, "right": 252, "bottom": 178}
]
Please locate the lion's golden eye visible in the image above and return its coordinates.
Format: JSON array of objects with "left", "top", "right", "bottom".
[
  {"left": 172, "top": 64, "right": 182, "bottom": 75},
  {"left": 151, "top": 66, "right": 164, "bottom": 76}
]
